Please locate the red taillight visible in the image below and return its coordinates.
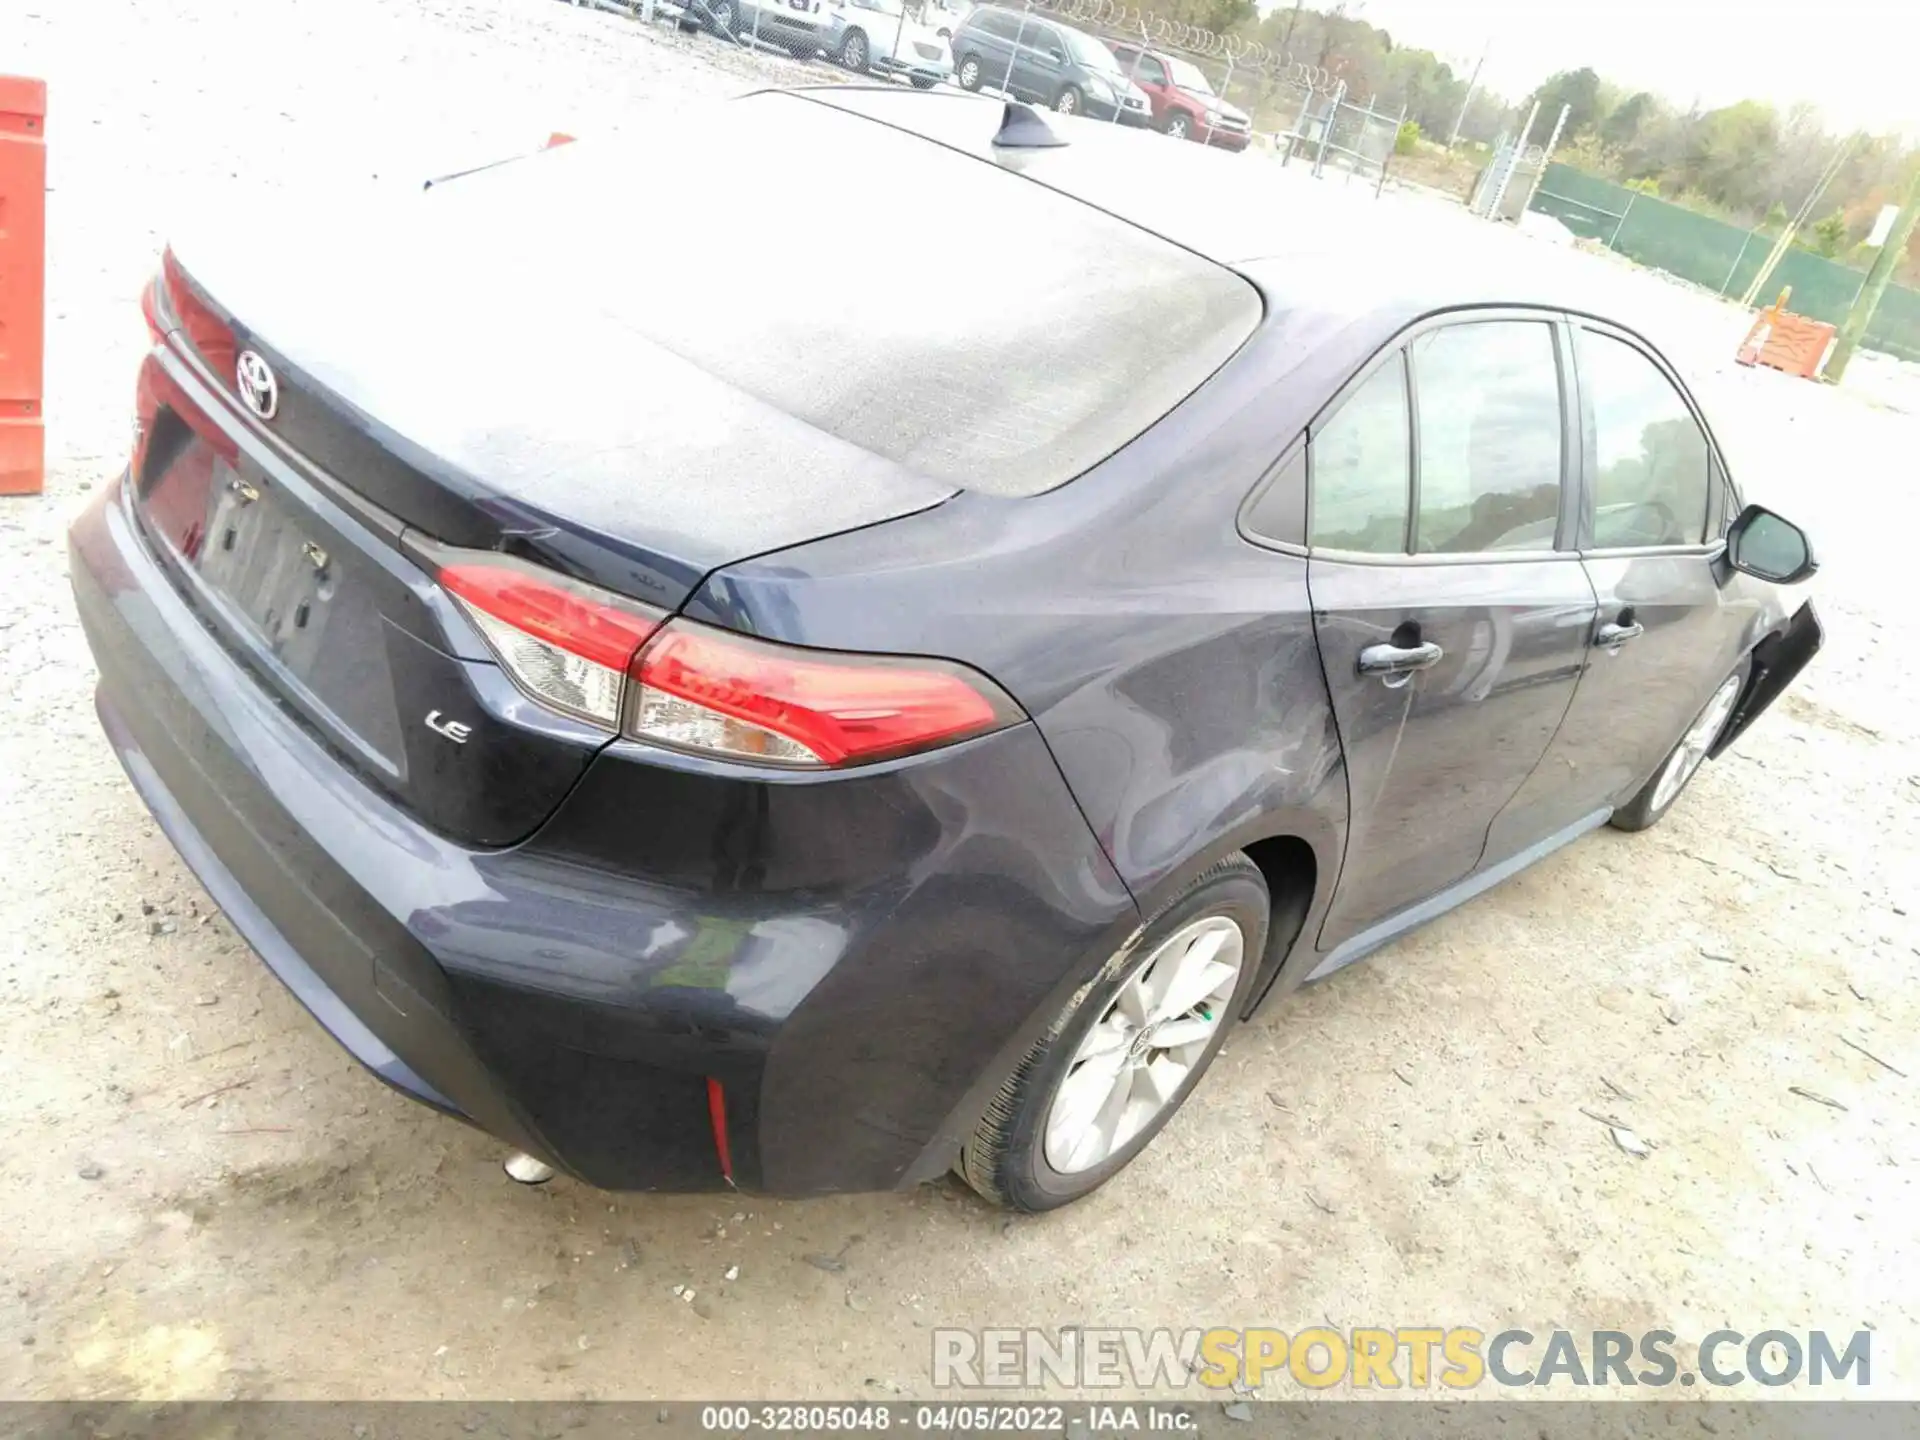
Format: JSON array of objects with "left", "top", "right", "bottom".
[
  {"left": 627, "top": 620, "right": 1016, "bottom": 767},
  {"left": 429, "top": 552, "right": 665, "bottom": 729},
  {"left": 140, "top": 278, "right": 168, "bottom": 347},
  {"left": 144, "top": 250, "right": 238, "bottom": 377},
  {"left": 441, "top": 562, "right": 662, "bottom": 672},
  {"left": 419, "top": 546, "right": 1020, "bottom": 764},
  {"left": 706, "top": 1078, "right": 734, "bottom": 1184}
]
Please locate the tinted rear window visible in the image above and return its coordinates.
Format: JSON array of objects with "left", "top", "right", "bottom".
[{"left": 431, "top": 93, "right": 1260, "bottom": 498}]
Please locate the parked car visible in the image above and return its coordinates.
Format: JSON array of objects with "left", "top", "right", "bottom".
[
  {"left": 75, "top": 89, "right": 1819, "bottom": 1213},
  {"left": 702, "top": 0, "right": 829, "bottom": 56},
  {"left": 951, "top": 5, "right": 1151, "bottom": 123},
  {"left": 825, "top": 0, "right": 952, "bottom": 87},
  {"left": 1108, "top": 41, "right": 1253, "bottom": 150}
]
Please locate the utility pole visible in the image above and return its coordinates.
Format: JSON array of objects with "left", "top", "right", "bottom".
[
  {"left": 1826, "top": 160, "right": 1920, "bottom": 383},
  {"left": 1739, "top": 131, "right": 1858, "bottom": 309},
  {"left": 1281, "top": 0, "right": 1304, "bottom": 55},
  {"left": 1448, "top": 40, "right": 1489, "bottom": 149}
]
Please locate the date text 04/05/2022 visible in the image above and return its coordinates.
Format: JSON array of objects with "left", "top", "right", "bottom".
[{"left": 698, "top": 1405, "right": 1196, "bottom": 1432}]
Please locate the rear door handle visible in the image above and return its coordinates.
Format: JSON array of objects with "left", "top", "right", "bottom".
[
  {"left": 1358, "top": 640, "right": 1444, "bottom": 676},
  {"left": 1596, "top": 620, "right": 1644, "bottom": 647}
]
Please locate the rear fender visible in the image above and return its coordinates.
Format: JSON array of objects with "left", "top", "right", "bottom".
[{"left": 1125, "top": 808, "right": 1343, "bottom": 1019}]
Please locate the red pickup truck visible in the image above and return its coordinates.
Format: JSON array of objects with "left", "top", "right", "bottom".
[{"left": 1108, "top": 43, "right": 1254, "bottom": 152}]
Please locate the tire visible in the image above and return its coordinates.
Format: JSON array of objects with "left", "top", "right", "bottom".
[
  {"left": 840, "top": 28, "right": 869, "bottom": 70},
  {"left": 958, "top": 854, "right": 1269, "bottom": 1212},
  {"left": 1609, "top": 660, "right": 1750, "bottom": 833},
  {"left": 1165, "top": 111, "right": 1191, "bottom": 139},
  {"left": 707, "top": 0, "right": 738, "bottom": 34},
  {"left": 956, "top": 53, "right": 982, "bottom": 90},
  {"left": 1054, "top": 84, "right": 1082, "bottom": 115}
]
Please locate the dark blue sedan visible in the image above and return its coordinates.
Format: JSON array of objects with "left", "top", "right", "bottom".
[{"left": 70, "top": 87, "right": 1818, "bottom": 1211}]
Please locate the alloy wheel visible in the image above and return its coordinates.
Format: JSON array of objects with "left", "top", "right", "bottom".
[
  {"left": 1649, "top": 673, "right": 1742, "bottom": 815},
  {"left": 1055, "top": 87, "right": 1080, "bottom": 114},
  {"left": 1042, "top": 916, "right": 1244, "bottom": 1174},
  {"left": 843, "top": 31, "right": 868, "bottom": 69}
]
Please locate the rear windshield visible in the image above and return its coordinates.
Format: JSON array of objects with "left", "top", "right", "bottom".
[{"left": 427, "top": 93, "right": 1260, "bottom": 498}]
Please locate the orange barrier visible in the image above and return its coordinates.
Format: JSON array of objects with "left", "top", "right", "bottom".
[
  {"left": 0, "top": 76, "right": 46, "bottom": 497},
  {"left": 1734, "top": 286, "right": 1839, "bottom": 379},
  {"left": 1752, "top": 311, "right": 1839, "bottom": 379},
  {"left": 1735, "top": 287, "right": 1789, "bottom": 367}
]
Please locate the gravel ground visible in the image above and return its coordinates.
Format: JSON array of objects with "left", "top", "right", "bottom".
[{"left": 3, "top": 0, "right": 1917, "bottom": 1403}]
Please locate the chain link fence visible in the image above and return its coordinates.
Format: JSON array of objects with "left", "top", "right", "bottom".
[
  {"left": 575, "top": 0, "right": 1411, "bottom": 191},
  {"left": 1531, "top": 163, "right": 1920, "bottom": 363}
]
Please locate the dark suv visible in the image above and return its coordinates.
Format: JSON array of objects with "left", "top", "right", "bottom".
[{"left": 951, "top": 6, "right": 1152, "bottom": 123}]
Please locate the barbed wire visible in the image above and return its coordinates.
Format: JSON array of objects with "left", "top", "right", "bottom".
[{"left": 1013, "top": 0, "right": 1335, "bottom": 92}]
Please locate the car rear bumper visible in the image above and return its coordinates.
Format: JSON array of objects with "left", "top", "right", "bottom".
[{"left": 71, "top": 476, "right": 1141, "bottom": 1195}]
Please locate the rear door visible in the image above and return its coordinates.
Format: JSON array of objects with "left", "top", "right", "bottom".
[
  {"left": 1493, "top": 319, "right": 1752, "bottom": 836},
  {"left": 1307, "top": 312, "right": 1598, "bottom": 949}
]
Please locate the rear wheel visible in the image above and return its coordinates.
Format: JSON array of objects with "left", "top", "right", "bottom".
[
  {"left": 958, "top": 855, "right": 1268, "bottom": 1212},
  {"left": 706, "top": 0, "right": 739, "bottom": 34},
  {"left": 840, "top": 28, "right": 869, "bottom": 70},
  {"left": 1054, "top": 84, "right": 1082, "bottom": 115},
  {"left": 1610, "top": 663, "right": 1748, "bottom": 832},
  {"left": 1165, "top": 111, "right": 1191, "bottom": 139},
  {"left": 956, "top": 53, "right": 982, "bottom": 90}
]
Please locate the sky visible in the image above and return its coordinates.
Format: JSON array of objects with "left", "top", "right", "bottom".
[{"left": 1334, "top": 0, "right": 1920, "bottom": 137}]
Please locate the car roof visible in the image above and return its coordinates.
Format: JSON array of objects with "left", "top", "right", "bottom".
[
  {"left": 966, "top": 4, "right": 1075, "bottom": 30},
  {"left": 799, "top": 87, "right": 1679, "bottom": 346}
]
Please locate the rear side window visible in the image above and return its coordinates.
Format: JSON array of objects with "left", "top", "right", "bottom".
[
  {"left": 1310, "top": 356, "right": 1410, "bottom": 554},
  {"left": 1578, "top": 329, "right": 1712, "bottom": 548},
  {"left": 972, "top": 8, "right": 1016, "bottom": 38},
  {"left": 1410, "top": 321, "right": 1564, "bottom": 553}
]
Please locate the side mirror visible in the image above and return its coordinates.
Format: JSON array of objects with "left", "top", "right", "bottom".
[{"left": 1726, "top": 503, "right": 1817, "bottom": 585}]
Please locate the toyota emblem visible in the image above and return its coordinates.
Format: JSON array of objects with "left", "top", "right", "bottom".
[{"left": 236, "top": 350, "right": 279, "bottom": 420}]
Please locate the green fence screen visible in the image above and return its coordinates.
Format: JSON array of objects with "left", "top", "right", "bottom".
[{"left": 1530, "top": 163, "right": 1920, "bottom": 365}]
